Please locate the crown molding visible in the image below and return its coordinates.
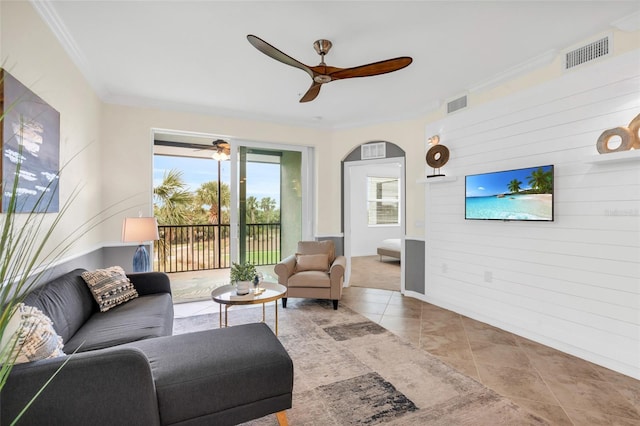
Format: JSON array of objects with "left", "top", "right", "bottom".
[
  {"left": 29, "top": 0, "right": 109, "bottom": 97},
  {"left": 468, "top": 49, "right": 557, "bottom": 93},
  {"left": 611, "top": 10, "right": 640, "bottom": 31}
]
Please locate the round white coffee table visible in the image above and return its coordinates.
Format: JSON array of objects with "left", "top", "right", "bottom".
[{"left": 211, "top": 282, "right": 286, "bottom": 335}]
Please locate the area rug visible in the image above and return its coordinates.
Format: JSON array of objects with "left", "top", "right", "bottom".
[
  {"left": 173, "top": 300, "right": 547, "bottom": 425},
  {"left": 349, "top": 255, "right": 400, "bottom": 291}
]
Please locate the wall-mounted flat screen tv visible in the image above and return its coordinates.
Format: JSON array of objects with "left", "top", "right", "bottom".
[{"left": 465, "top": 165, "right": 554, "bottom": 221}]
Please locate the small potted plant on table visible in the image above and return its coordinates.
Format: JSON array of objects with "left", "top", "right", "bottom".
[{"left": 230, "top": 262, "right": 257, "bottom": 295}]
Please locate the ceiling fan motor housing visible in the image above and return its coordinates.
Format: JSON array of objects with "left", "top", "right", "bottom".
[{"left": 313, "top": 39, "right": 332, "bottom": 56}]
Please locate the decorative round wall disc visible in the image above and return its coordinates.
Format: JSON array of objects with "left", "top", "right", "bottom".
[
  {"left": 596, "top": 127, "right": 634, "bottom": 154},
  {"left": 426, "top": 144, "right": 450, "bottom": 168}
]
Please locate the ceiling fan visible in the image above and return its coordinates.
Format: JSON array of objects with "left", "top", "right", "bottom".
[
  {"left": 247, "top": 34, "right": 413, "bottom": 103},
  {"left": 187, "top": 139, "right": 231, "bottom": 160},
  {"left": 209, "top": 139, "right": 230, "bottom": 154},
  {"left": 206, "top": 139, "right": 230, "bottom": 161}
]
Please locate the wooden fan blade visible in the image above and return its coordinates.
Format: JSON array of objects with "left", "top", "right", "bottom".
[
  {"left": 329, "top": 57, "right": 412, "bottom": 80},
  {"left": 247, "top": 35, "right": 314, "bottom": 79},
  {"left": 300, "top": 82, "right": 322, "bottom": 103}
]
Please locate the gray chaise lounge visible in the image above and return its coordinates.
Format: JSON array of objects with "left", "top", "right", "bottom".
[{"left": 1, "top": 269, "right": 293, "bottom": 426}]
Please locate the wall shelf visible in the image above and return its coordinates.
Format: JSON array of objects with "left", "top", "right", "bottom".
[
  {"left": 586, "top": 149, "right": 640, "bottom": 164},
  {"left": 417, "top": 176, "right": 457, "bottom": 184}
]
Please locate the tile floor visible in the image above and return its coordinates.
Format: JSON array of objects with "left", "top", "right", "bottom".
[{"left": 173, "top": 286, "right": 640, "bottom": 425}]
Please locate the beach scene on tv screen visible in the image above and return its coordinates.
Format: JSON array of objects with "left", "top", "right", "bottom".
[{"left": 465, "top": 165, "right": 553, "bottom": 221}]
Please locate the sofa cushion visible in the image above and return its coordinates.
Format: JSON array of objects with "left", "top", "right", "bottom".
[
  {"left": 287, "top": 270, "right": 331, "bottom": 288},
  {"left": 295, "top": 253, "right": 329, "bottom": 272},
  {"left": 22, "top": 269, "right": 96, "bottom": 343},
  {"left": 63, "top": 293, "right": 174, "bottom": 353},
  {"left": 1, "top": 304, "right": 65, "bottom": 364},
  {"left": 126, "top": 323, "right": 293, "bottom": 426},
  {"left": 81, "top": 266, "right": 139, "bottom": 312}
]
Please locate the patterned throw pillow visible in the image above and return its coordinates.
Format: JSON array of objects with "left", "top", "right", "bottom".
[
  {"left": 81, "top": 266, "right": 138, "bottom": 312},
  {"left": 0, "top": 303, "right": 65, "bottom": 364}
]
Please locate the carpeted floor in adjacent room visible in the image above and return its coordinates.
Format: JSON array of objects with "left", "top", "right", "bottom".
[{"left": 349, "top": 255, "right": 400, "bottom": 291}]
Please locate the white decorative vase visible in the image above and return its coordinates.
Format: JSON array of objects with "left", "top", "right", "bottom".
[{"left": 236, "top": 281, "right": 251, "bottom": 295}]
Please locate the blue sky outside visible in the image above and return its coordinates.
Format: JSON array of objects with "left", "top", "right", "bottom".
[
  {"left": 465, "top": 165, "right": 552, "bottom": 198},
  {"left": 154, "top": 156, "right": 280, "bottom": 206}
]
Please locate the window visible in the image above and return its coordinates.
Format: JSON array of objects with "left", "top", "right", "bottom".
[{"left": 367, "top": 177, "right": 399, "bottom": 225}]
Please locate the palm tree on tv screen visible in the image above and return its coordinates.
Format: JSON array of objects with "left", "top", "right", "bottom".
[
  {"left": 507, "top": 179, "right": 522, "bottom": 194},
  {"left": 527, "top": 167, "right": 553, "bottom": 193}
]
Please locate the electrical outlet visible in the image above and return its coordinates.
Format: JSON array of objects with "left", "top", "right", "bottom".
[{"left": 484, "top": 271, "right": 493, "bottom": 283}]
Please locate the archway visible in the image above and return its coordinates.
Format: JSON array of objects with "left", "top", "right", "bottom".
[{"left": 342, "top": 141, "right": 406, "bottom": 292}]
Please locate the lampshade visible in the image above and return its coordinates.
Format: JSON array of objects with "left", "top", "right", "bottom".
[{"left": 122, "top": 217, "right": 159, "bottom": 243}]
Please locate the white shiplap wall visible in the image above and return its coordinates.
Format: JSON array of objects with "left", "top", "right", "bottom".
[{"left": 423, "top": 50, "right": 640, "bottom": 378}]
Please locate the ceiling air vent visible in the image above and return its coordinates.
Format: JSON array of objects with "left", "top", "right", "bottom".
[
  {"left": 361, "top": 142, "right": 386, "bottom": 160},
  {"left": 447, "top": 95, "right": 467, "bottom": 114},
  {"left": 565, "top": 36, "right": 609, "bottom": 70}
]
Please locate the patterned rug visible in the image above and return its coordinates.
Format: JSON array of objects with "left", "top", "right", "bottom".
[{"left": 173, "top": 300, "right": 547, "bottom": 425}]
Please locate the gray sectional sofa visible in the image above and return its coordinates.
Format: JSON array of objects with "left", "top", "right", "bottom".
[{"left": 1, "top": 268, "right": 293, "bottom": 426}]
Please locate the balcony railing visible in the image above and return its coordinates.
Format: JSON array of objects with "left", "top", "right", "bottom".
[{"left": 153, "top": 223, "right": 280, "bottom": 273}]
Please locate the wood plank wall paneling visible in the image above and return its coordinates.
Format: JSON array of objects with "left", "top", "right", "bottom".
[{"left": 423, "top": 50, "right": 640, "bottom": 378}]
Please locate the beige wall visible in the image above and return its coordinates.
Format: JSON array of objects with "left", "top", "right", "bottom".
[
  {"left": 1, "top": 1, "right": 104, "bottom": 258},
  {"left": 100, "top": 104, "right": 429, "bottom": 239},
  {"left": 99, "top": 104, "right": 331, "bottom": 241},
  {"left": 331, "top": 118, "right": 427, "bottom": 237}
]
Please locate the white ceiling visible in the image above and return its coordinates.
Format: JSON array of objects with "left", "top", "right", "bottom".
[{"left": 34, "top": 1, "right": 640, "bottom": 130}]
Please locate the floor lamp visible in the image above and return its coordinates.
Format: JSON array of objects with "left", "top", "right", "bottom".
[{"left": 122, "top": 217, "right": 159, "bottom": 272}]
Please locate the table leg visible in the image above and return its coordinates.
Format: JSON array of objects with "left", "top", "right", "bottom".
[
  {"left": 219, "top": 304, "right": 222, "bottom": 329},
  {"left": 262, "top": 302, "right": 266, "bottom": 322},
  {"left": 224, "top": 305, "right": 228, "bottom": 328},
  {"left": 275, "top": 300, "right": 278, "bottom": 336}
]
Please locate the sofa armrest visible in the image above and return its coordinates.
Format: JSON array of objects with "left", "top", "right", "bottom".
[
  {"left": 330, "top": 255, "right": 346, "bottom": 278},
  {"left": 274, "top": 255, "right": 297, "bottom": 285},
  {"left": 128, "top": 271, "right": 172, "bottom": 296},
  {"left": 329, "top": 255, "right": 346, "bottom": 299},
  {"left": 1, "top": 347, "right": 160, "bottom": 426}
]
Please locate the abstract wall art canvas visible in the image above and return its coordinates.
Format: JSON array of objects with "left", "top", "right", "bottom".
[{"left": 0, "top": 69, "right": 60, "bottom": 213}]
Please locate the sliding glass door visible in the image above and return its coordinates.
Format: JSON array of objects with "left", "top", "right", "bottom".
[{"left": 230, "top": 143, "right": 312, "bottom": 269}]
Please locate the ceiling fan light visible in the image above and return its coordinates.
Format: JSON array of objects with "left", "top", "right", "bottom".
[{"left": 212, "top": 150, "right": 229, "bottom": 161}]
